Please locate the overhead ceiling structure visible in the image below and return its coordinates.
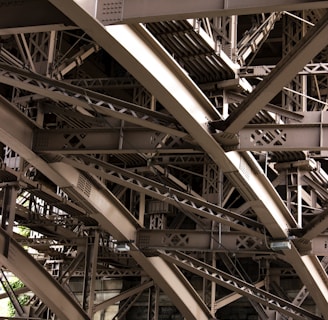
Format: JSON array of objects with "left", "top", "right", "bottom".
[{"left": 2, "top": 1, "right": 328, "bottom": 319}]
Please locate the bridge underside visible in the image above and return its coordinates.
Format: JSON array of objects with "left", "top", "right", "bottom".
[{"left": 1, "top": 1, "right": 328, "bottom": 319}]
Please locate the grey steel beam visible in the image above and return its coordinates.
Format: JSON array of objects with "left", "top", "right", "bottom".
[
  {"left": 75, "top": 0, "right": 328, "bottom": 24},
  {"left": 33, "top": 128, "right": 196, "bottom": 155},
  {"left": 0, "top": 97, "right": 212, "bottom": 320},
  {"left": 137, "top": 230, "right": 266, "bottom": 253},
  {"left": 231, "top": 112, "right": 328, "bottom": 151},
  {"left": 65, "top": 77, "right": 140, "bottom": 90},
  {"left": 47, "top": 1, "right": 328, "bottom": 316},
  {"left": 210, "top": 10, "right": 328, "bottom": 134},
  {"left": 240, "top": 63, "right": 328, "bottom": 77},
  {"left": 138, "top": 229, "right": 328, "bottom": 256},
  {"left": 0, "top": 228, "right": 90, "bottom": 320}
]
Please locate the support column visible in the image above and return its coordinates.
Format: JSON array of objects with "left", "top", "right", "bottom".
[
  {"left": 0, "top": 184, "right": 18, "bottom": 235},
  {"left": 282, "top": 11, "right": 307, "bottom": 112},
  {"left": 147, "top": 285, "right": 160, "bottom": 320},
  {"left": 82, "top": 229, "right": 100, "bottom": 316}
]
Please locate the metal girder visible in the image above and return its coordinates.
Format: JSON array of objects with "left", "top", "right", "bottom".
[
  {"left": 240, "top": 63, "right": 328, "bottom": 77},
  {"left": 47, "top": 1, "right": 328, "bottom": 316},
  {"left": 210, "top": 10, "right": 328, "bottom": 134},
  {"left": 65, "top": 77, "right": 140, "bottom": 90},
  {"left": 0, "top": 97, "right": 211, "bottom": 320},
  {"left": 74, "top": 0, "right": 328, "bottom": 24},
  {"left": 0, "top": 227, "right": 90, "bottom": 320},
  {"left": 160, "top": 251, "right": 322, "bottom": 320},
  {"left": 231, "top": 112, "right": 328, "bottom": 151},
  {"left": 73, "top": 268, "right": 143, "bottom": 278},
  {"left": 137, "top": 230, "right": 266, "bottom": 252},
  {"left": 33, "top": 128, "right": 196, "bottom": 155},
  {"left": 137, "top": 229, "right": 328, "bottom": 256}
]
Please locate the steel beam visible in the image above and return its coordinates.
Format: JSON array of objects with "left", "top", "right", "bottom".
[
  {"left": 240, "top": 63, "right": 328, "bottom": 77},
  {"left": 0, "top": 228, "right": 89, "bottom": 320},
  {"left": 232, "top": 112, "right": 328, "bottom": 151},
  {"left": 210, "top": 10, "right": 328, "bottom": 134},
  {"left": 33, "top": 128, "right": 195, "bottom": 154},
  {"left": 137, "top": 230, "right": 266, "bottom": 252},
  {"left": 47, "top": 2, "right": 328, "bottom": 316},
  {"left": 74, "top": 0, "right": 328, "bottom": 24}
]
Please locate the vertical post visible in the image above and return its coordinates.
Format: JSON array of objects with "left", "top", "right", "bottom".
[
  {"left": 47, "top": 30, "right": 57, "bottom": 77},
  {"left": 202, "top": 155, "right": 223, "bottom": 316},
  {"left": 297, "top": 168, "right": 303, "bottom": 228},
  {"left": 139, "top": 192, "right": 145, "bottom": 226},
  {"left": 210, "top": 252, "right": 216, "bottom": 317},
  {"left": 1, "top": 184, "right": 18, "bottom": 235},
  {"left": 88, "top": 230, "right": 99, "bottom": 318},
  {"left": 230, "top": 15, "right": 238, "bottom": 63},
  {"left": 147, "top": 285, "right": 159, "bottom": 320},
  {"left": 282, "top": 11, "right": 307, "bottom": 112},
  {"left": 82, "top": 229, "right": 99, "bottom": 317}
]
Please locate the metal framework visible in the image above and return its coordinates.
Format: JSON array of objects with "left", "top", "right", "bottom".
[{"left": 1, "top": 1, "right": 328, "bottom": 320}]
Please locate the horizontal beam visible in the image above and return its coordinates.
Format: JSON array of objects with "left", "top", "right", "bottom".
[
  {"left": 138, "top": 229, "right": 328, "bottom": 256},
  {"left": 77, "top": 0, "right": 328, "bottom": 24},
  {"left": 137, "top": 230, "right": 265, "bottom": 252},
  {"left": 240, "top": 63, "right": 328, "bottom": 77},
  {"left": 235, "top": 112, "right": 328, "bottom": 151},
  {"left": 33, "top": 128, "right": 196, "bottom": 154}
]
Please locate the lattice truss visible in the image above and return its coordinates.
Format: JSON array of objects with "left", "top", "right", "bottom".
[{"left": 1, "top": 2, "right": 328, "bottom": 320}]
